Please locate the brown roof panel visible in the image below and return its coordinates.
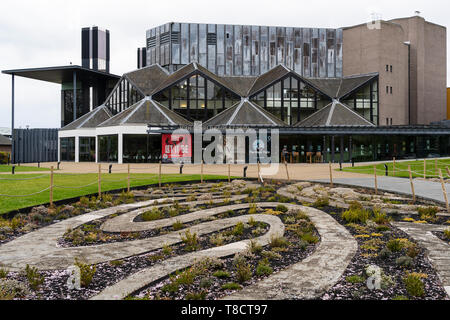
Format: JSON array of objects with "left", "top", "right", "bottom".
[
  {"left": 124, "top": 64, "right": 170, "bottom": 96},
  {"left": 60, "top": 105, "right": 112, "bottom": 131}
]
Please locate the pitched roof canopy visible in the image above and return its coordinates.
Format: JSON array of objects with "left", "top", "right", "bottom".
[
  {"left": 295, "top": 100, "right": 375, "bottom": 127},
  {"left": 124, "top": 64, "right": 170, "bottom": 96},
  {"left": 99, "top": 97, "right": 192, "bottom": 127},
  {"left": 0, "top": 134, "right": 11, "bottom": 146},
  {"left": 60, "top": 105, "right": 112, "bottom": 131},
  {"left": 204, "top": 99, "right": 286, "bottom": 128}
]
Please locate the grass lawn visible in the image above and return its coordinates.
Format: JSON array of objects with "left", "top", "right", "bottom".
[
  {"left": 0, "top": 173, "right": 229, "bottom": 214},
  {"left": 0, "top": 165, "right": 50, "bottom": 173},
  {"left": 341, "top": 158, "right": 450, "bottom": 179}
]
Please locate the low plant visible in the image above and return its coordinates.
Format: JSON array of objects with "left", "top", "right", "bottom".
[
  {"left": 313, "top": 197, "right": 329, "bottom": 208},
  {"left": 386, "top": 239, "right": 403, "bottom": 252},
  {"left": 172, "top": 220, "right": 184, "bottom": 231},
  {"left": 342, "top": 206, "right": 370, "bottom": 224},
  {"left": 142, "top": 208, "right": 164, "bottom": 221},
  {"left": 24, "top": 265, "right": 44, "bottom": 291},
  {"left": 161, "top": 282, "right": 179, "bottom": 293},
  {"left": 269, "top": 235, "right": 290, "bottom": 249},
  {"left": 180, "top": 230, "right": 199, "bottom": 252},
  {"left": 233, "top": 254, "right": 252, "bottom": 283},
  {"left": 109, "top": 260, "right": 123, "bottom": 267},
  {"left": 444, "top": 228, "right": 450, "bottom": 240},
  {"left": 417, "top": 206, "right": 439, "bottom": 220},
  {"left": 404, "top": 273, "right": 425, "bottom": 297},
  {"left": 0, "top": 279, "right": 29, "bottom": 300},
  {"left": 232, "top": 222, "right": 245, "bottom": 236},
  {"left": 213, "top": 270, "right": 230, "bottom": 279},
  {"left": 162, "top": 244, "right": 173, "bottom": 256},
  {"left": 346, "top": 275, "right": 365, "bottom": 284},
  {"left": 396, "top": 256, "right": 414, "bottom": 268},
  {"left": 248, "top": 240, "right": 263, "bottom": 254},
  {"left": 275, "top": 205, "right": 288, "bottom": 213},
  {"left": 261, "top": 250, "right": 282, "bottom": 261},
  {"left": 0, "top": 268, "right": 8, "bottom": 279},
  {"left": 372, "top": 209, "right": 390, "bottom": 225},
  {"left": 221, "top": 282, "right": 242, "bottom": 291},
  {"left": 300, "top": 232, "right": 319, "bottom": 244},
  {"left": 256, "top": 259, "right": 273, "bottom": 276},
  {"left": 185, "top": 291, "right": 207, "bottom": 300},
  {"left": 74, "top": 259, "right": 96, "bottom": 288},
  {"left": 209, "top": 233, "right": 225, "bottom": 247}
]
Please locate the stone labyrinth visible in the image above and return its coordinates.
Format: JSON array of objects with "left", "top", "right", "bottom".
[{"left": 0, "top": 180, "right": 449, "bottom": 300}]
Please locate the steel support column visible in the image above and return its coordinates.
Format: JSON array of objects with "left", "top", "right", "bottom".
[
  {"left": 11, "top": 74, "right": 15, "bottom": 164},
  {"left": 73, "top": 71, "right": 77, "bottom": 122}
]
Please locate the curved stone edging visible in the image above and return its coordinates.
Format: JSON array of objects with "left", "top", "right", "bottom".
[
  {"left": 0, "top": 200, "right": 280, "bottom": 271},
  {"left": 220, "top": 187, "right": 358, "bottom": 300},
  {"left": 101, "top": 195, "right": 248, "bottom": 232},
  {"left": 392, "top": 222, "right": 450, "bottom": 298}
]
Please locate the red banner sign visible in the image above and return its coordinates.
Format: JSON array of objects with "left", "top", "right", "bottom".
[{"left": 162, "top": 134, "right": 192, "bottom": 161}]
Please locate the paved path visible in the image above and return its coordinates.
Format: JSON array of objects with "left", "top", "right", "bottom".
[
  {"left": 222, "top": 187, "right": 357, "bottom": 300},
  {"left": 313, "top": 176, "right": 450, "bottom": 205},
  {"left": 392, "top": 222, "right": 450, "bottom": 297}
]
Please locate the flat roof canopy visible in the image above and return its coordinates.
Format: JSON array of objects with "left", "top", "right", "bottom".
[{"left": 2, "top": 65, "right": 120, "bottom": 86}]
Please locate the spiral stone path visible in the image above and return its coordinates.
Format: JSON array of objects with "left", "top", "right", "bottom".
[{"left": 392, "top": 222, "right": 450, "bottom": 297}]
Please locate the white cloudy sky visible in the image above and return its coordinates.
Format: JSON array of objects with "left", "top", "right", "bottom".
[{"left": 0, "top": 0, "right": 448, "bottom": 129}]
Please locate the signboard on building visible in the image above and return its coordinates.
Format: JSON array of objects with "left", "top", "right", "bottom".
[{"left": 162, "top": 134, "right": 192, "bottom": 163}]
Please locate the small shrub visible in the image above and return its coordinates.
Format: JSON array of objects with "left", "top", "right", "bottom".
[
  {"left": 444, "top": 228, "right": 450, "bottom": 240},
  {"left": 376, "top": 225, "right": 390, "bottom": 232},
  {"left": 232, "top": 222, "right": 245, "bottom": 236},
  {"left": 185, "top": 291, "right": 207, "bottom": 300},
  {"left": 393, "top": 295, "right": 409, "bottom": 300},
  {"left": 248, "top": 240, "right": 263, "bottom": 254},
  {"left": 396, "top": 256, "right": 414, "bottom": 268},
  {"left": 213, "top": 270, "right": 230, "bottom": 279},
  {"left": 378, "top": 248, "right": 392, "bottom": 259},
  {"left": 406, "top": 244, "right": 420, "bottom": 258},
  {"left": 269, "top": 235, "right": 290, "bottom": 249},
  {"left": 417, "top": 206, "right": 439, "bottom": 220},
  {"left": 313, "top": 197, "right": 329, "bottom": 208},
  {"left": 24, "top": 265, "right": 44, "bottom": 291},
  {"left": 221, "top": 282, "right": 242, "bottom": 291},
  {"left": 162, "top": 244, "right": 173, "bottom": 256},
  {"left": 261, "top": 250, "right": 282, "bottom": 261},
  {"left": 110, "top": 260, "right": 123, "bottom": 267},
  {"left": 233, "top": 254, "right": 252, "bottom": 283},
  {"left": 180, "top": 230, "right": 199, "bottom": 251},
  {"left": 275, "top": 205, "right": 288, "bottom": 213},
  {"left": 342, "top": 207, "right": 370, "bottom": 224},
  {"left": 372, "top": 209, "right": 390, "bottom": 225},
  {"left": 161, "top": 282, "right": 179, "bottom": 293},
  {"left": 346, "top": 275, "right": 365, "bottom": 284},
  {"left": 199, "top": 277, "right": 213, "bottom": 289},
  {"left": 386, "top": 239, "right": 403, "bottom": 252},
  {"left": 404, "top": 273, "right": 425, "bottom": 297},
  {"left": 256, "top": 259, "right": 273, "bottom": 276},
  {"left": 74, "top": 259, "right": 96, "bottom": 288},
  {"left": 248, "top": 204, "right": 257, "bottom": 215},
  {"left": 0, "top": 268, "right": 8, "bottom": 279},
  {"left": 209, "top": 233, "right": 225, "bottom": 247},
  {"left": 300, "top": 232, "right": 319, "bottom": 244},
  {"left": 172, "top": 220, "right": 184, "bottom": 231},
  {"left": 0, "top": 279, "right": 29, "bottom": 300},
  {"left": 142, "top": 208, "right": 164, "bottom": 221}
]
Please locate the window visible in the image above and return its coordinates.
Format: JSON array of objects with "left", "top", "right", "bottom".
[
  {"left": 341, "top": 78, "right": 379, "bottom": 124},
  {"left": 390, "top": 65, "right": 393, "bottom": 73},
  {"left": 153, "top": 73, "right": 240, "bottom": 121},
  {"left": 386, "top": 65, "right": 389, "bottom": 72},
  {"left": 105, "top": 78, "right": 144, "bottom": 115},
  {"left": 390, "top": 87, "right": 393, "bottom": 94},
  {"left": 79, "top": 137, "right": 96, "bottom": 162},
  {"left": 386, "top": 86, "right": 389, "bottom": 94},
  {"left": 60, "top": 137, "right": 75, "bottom": 161},
  {"left": 250, "top": 75, "right": 331, "bottom": 124}
]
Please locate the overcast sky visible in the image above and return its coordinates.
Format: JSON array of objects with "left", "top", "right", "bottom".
[{"left": 0, "top": 0, "right": 448, "bottom": 129}]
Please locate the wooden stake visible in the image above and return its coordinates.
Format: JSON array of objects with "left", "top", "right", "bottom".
[
  {"left": 435, "top": 159, "right": 438, "bottom": 176},
  {"left": 424, "top": 159, "right": 426, "bottom": 179},
  {"left": 329, "top": 162, "right": 333, "bottom": 188},
  {"left": 257, "top": 161, "right": 261, "bottom": 183},
  {"left": 393, "top": 157, "right": 396, "bottom": 177},
  {"left": 127, "top": 164, "right": 130, "bottom": 193},
  {"left": 98, "top": 164, "right": 102, "bottom": 199},
  {"left": 374, "top": 165, "right": 378, "bottom": 195},
  {"left": 284, "top": 161, "right": 290, "bottom": 182},
  {"left": 408, "top": 165, "right": 416, "bottom": 203},
  {"left": 49, "top": 166, "right": 54, "bottom": 207},
  {"left": 446, "top": 166, "right": 450, "bottom": 178},
  {"left": 158, "top": 161, "right": 162, "bottom": 187},
  {"left": 228, "top": 163, "right": 231, "bottom": 183},
  {"left": 439, "top": 169, "right": 449, "bottom": 213},
  {"left": 201, "top": 161, "right": 204, "bottom": 184}
]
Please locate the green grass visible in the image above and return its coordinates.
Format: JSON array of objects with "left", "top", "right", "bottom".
[
  {"left": 341, "top": 159, "right": 450, "bottom": 179},
  {"left": 0, "top": 173, "right": 228, "bottom": 214},
  {"left": 0, "top": 165, "right": 50, "bottom": 173}
]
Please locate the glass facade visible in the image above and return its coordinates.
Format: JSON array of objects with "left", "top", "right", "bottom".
[
  {"left": 123, "top": 134, "right": 162, "bottom": 163},
  {"left": 251, "top": 75, "right": 331, "bottom": 125},
  {"left": 60, "top": 137, "right": 75, "bottom": 161},
  {"left": 105, "top": 78, "right": 144, "bottom": 115},
  {"left": 61, "top": 88, "right": 85, "bottom": 127},
  {"left": 153, "top": 74, "right": 240, "bottom": 121},
  {"left": 98, "top": 135, "right": 118, "bottom": 162},
  {"left": 79, "top": 137, "right": 96, "bottom": 162},
  {"left": 341, "top": 79, "right": 379, "bottom": 125}
]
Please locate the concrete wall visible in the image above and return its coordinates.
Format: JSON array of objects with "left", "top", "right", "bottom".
[
  {"left": 343, "top": 21, "right": 409, "bottom": 126},
  {"left": 387, "top": 17, "right": 446, "bottom": 124},
  {"left": 447, "top": 88, "right": 450, "bottom": 119}
]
